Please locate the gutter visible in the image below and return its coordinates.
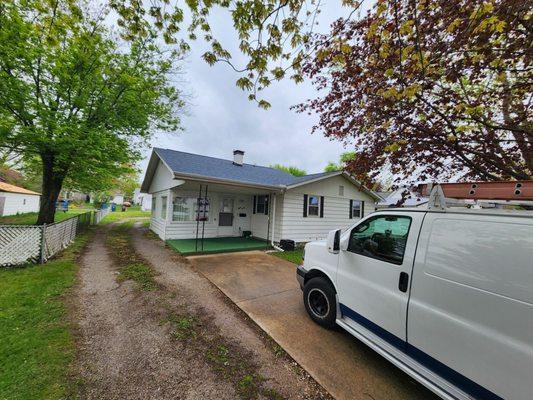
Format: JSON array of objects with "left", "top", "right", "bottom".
[{"left": 173, "top": 172, "right": 286, "bottom": 192}]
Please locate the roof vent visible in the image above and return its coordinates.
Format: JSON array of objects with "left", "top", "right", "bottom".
[{"left": 233, "top": 150, "right": 244, "bottom": 166}]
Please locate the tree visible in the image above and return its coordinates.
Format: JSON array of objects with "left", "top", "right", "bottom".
[
  {"left": 271, "top": 164, "right": 307, "bottom": 176},
  {"left": 107, "top": 0, "right": 365, "bottom": 108},
  {"left": 324, "top": 151, "right": 357, "bottom": 172},
  {"left": 114, "top": 168, "right": 140, "bottom": 200},
  {"left": 296, "top": 0, "right": 532, "bottom": 185},
  {"left": 0, "top": 1, "right": 184, "bottom": 224}
]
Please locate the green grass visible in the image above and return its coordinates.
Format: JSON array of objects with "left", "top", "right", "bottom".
[
  {"left": 0, "top": 208, "right": 93, "bottom": 225},
  {"left": 271, "top": 248, "right": 304, "bottom": 265},
  {"left": 106, "top": 223, "right": 157, "bottom": 291},
  {"left": 100, "top": 205, "right": 150, "bottom": 224},
  {"left": 0, "top": 232, "right": 91, "bottom": 400},
  {"left": 167, "top": 237, "right": 270, "bottom": 256},
  {"left": 117, "top": 262, "right": 157, "bottom": 291}
]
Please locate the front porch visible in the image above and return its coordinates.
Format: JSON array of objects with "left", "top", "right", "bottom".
[
  {"left": 150, "top": 178, "right": 283, "bottom": 246},
  {"left": 167, "top": 236, "right": 270, "bottom": 256}
]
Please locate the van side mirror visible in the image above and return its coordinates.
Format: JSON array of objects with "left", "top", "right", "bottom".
[{"left": 327, "top": 229, "right": 341, "bottom": 254}]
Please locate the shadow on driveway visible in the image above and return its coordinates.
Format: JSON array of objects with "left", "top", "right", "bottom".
[{"left": 191, "top": 251, "right": 439, "bottom": 400}]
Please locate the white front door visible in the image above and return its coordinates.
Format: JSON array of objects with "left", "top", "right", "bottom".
[
  {"left": 337, "top": 213, "right": 423, "bottom": 341},
  {"left": 218, "top": 197, "right": 235, "bottom": 236}
]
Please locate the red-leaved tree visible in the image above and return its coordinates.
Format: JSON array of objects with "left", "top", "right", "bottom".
[{"left": 295, "top": 0, "right": 532, "bottom": 185}]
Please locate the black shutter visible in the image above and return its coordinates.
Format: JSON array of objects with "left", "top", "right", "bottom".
[
  {"left": 349, "top": 199, "right": 353, "bottom": 219},
  {"left": 264, "top": 195, "right": 269, "bottom": 215},
  {"left": 320, "top": 196, "right": 324, "bottom": 218},
  {"left": 253, "top": 196, "right": 257, "bottom": 214},
  {"left": 303, "top": 194, "right": 308, "bottom": 217},
  {"left": 361, "top": 200, "right": 365, "bottom": 218}
]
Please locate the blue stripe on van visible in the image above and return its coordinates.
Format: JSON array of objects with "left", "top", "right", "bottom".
[{"left": 339, "top": 303, "right": 503, "bottom": 400}]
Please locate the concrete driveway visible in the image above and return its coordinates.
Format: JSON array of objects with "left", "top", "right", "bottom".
[{"left": 191, "top": 251, "right": 438, "bottom": 400}]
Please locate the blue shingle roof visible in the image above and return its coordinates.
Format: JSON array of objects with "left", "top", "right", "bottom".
[
  {"left": 155, "top": 148, "right": 299, "bottom": 186},
  {"left": 154, "top": 148, "right": 343, "bottom": 187},
  {"left": 142, "top": 148, "right": 379, "bottom": 199}
]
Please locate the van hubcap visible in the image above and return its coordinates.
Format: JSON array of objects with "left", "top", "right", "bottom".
[{"left": 308, "top": 288, "right": 330, "bottom": 318}]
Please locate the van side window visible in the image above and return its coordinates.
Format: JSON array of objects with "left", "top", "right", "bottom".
[{"left": 347, "top": 216, "right": 411, "bottom": 265}]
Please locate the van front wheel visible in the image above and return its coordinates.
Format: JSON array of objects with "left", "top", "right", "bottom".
[{"left": 303, "top": 277, "right": 337, "bottom": 329}]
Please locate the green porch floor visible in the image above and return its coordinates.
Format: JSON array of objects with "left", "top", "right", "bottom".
[{"left": 166, "top": 237, "right": 270, "bottom": 256}]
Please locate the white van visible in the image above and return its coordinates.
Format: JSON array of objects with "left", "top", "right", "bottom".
[{"left": 296, "top": 199, "right": 533, "bottom": 400}]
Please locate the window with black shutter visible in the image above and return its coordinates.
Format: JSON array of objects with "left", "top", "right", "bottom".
[{"left": 351, "top": 200, "right": 362, "bottom": 218}]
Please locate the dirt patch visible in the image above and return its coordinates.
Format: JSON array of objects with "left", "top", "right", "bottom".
[{"left": 72, "top": 223, "right": 330, "bottom": 399}]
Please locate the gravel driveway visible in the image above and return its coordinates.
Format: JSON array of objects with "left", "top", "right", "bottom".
[{"left": 73, "top": 224, "right": 329, "bottom": 399}]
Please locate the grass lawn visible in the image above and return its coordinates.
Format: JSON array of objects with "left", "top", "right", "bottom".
[
  {"left": 271, "top": 248, "right": 304, "bottom": 265},
  {"left": 0, "top": 208, "right": 93, "bottom": 225},
  {"left": 100, "top": 205, "right": 150, "bottom": 224},
  {"left": 0, "top": 231, "right": 91, "bottom": 400}
]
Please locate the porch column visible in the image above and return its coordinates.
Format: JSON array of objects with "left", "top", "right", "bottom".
[{"left": 271, "top": 194, "right": 276, "bottom": 244}]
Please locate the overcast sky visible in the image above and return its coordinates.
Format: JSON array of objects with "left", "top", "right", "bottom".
[{"left": 140, "top": 1, "right": 373, "bottom": 178}]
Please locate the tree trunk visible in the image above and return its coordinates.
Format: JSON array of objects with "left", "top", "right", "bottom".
[{"left": 36, "top": 152, "right": 67, "bottom": 225}]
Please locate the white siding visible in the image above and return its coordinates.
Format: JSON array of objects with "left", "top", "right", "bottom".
[
  {"left": 0, "top": 192, "right": 40, "bottom": 216},
  {"left": 150, "top": 189, "right": 170, "bottom": 239},
  {"left": 148, "top": 161, "right": 182, "bottom": 193},
  {"left": 279, "top": 175, "right": 376, "bottom": 243}
]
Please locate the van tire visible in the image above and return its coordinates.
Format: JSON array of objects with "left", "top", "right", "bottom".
[{"left": 303, "top": 277, "right": 337, "bottom": 329}]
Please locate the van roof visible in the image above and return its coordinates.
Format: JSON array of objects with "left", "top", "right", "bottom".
[{"left": 379, "top": 207, "right": 533, "bottom": 219}]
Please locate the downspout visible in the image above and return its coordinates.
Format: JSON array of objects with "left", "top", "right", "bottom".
[{"left": 270, "top": 194, "right": 284, "bottom": 252}]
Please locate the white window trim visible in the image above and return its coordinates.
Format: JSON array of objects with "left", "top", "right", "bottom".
[
  {"left": 307, "top": 195, "right": 321, "bottom": 218},
  {"left": 160, "top": 196, "right": 168, "bottom": 220}
]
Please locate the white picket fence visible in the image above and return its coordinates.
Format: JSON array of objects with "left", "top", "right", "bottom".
[{"left": 0, "top": 209, "right": 109, "bottom": 267}]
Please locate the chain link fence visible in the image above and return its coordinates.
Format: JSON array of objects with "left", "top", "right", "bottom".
[{"left": 0, "top": 209, "right": 109, "bottom": 267}]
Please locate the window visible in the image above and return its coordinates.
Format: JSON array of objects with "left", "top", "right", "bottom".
[
  {"left": 160, "top": 196, "right": 167, "bottom": 219},
  {"left": 255, "top": 195, "right": 269, "bottom": 215},
  {"left": 308, "top": 195, "right": 320, "bottom": 216},
  {"left": 350, "top": 200, "right": 363, "bottom": 219},
  {"left": 347, "top": 215, "right": 411, "bottom": 265},
  {"left": 23, "top": 198, "right": 26, "bottom": 205},
  {"left": 151, "top": 197, "right": 156, "bottom": 214},
  {"left": 172, "top": 197, "right": 210, "bottom": 222},
  {"left": 339, "top": 185, "right": 344, "bottom": 196}
]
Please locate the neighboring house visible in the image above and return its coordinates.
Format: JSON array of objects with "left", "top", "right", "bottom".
[
  {"left": 62, "top": 189, "right": 92, "bottom": 203},
  {"left": 140, "top": 148, "right": 381, "bottom": 243},
  {"left": 133, "top": 188, "right": 152, "bottom": 211},
  {"left": 110, "top": 194, "right": 124, "bottom": 205},
  {"left": 0, "top": 182, "right": 40, "bottom": 216},
  {"left": 377, "top": 188, "right": 428, "bottom": 208}
]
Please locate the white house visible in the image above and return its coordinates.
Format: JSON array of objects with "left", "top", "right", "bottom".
[
  {"left": 141, "top": 148, "right": 381, "bottom": 244},
  {"left": 110, "top": 194, "right": 124, "bottom": 205},
  {"left": 377, "top": 187, "right": 429, "bottom": 208},
  {"left": 0, "top": 182, "right": 40, "bottom": 216},
  {"left": 134, "top": 188, "right": 152, "bottom": 211}
]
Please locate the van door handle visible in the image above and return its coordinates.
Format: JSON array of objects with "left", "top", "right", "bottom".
[{"left": 398, "top": 272, "right": 409, "bottom": 292}]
